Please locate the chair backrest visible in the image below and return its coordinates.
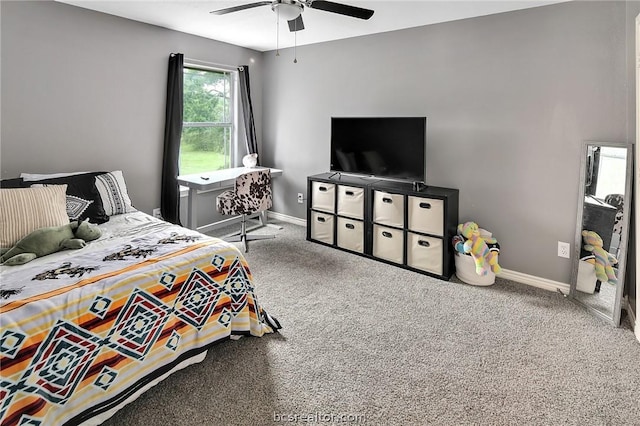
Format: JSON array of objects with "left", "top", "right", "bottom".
[
  {"left": 234, "top": 169, "right": 272, "bottom": 214},
  {"left": 604, "top": 194, "right": 624, "bottom": 235}
]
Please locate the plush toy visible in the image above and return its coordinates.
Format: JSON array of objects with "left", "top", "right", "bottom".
[
  {"left": 0, "top": 220, "right": 102, "bottom": 266},
  {"left": 457, "top": 222, "right": 502, "bottom": 276},
  {"left": 581, "top": 230, "right": 618, "bottom": 285},
  {"left": 452, "top": 234, "right": 466, "bottom": 254}
]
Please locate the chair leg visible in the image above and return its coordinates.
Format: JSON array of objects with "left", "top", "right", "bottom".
[
  {"left": 222, "top": 214, "right": 275, "bottom": 253},
  {"left": 223, "top": 216, "right": 246, "bottom": 243}
]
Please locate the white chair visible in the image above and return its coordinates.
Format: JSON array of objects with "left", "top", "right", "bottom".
[
  {"left": 216, "top": 169, "right": 275, "bottom": 252},
  {"left": 604, "top": 193, "right": 624, "bottom": 257}
]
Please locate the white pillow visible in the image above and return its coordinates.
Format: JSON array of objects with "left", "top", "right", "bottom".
[
  {"left": 95, "top": 171, "right": 135, "bottom": 216},
  {"left": 0, "top": 185, "right": 70, "bottom": 248},
  {"left": 20, "top": 171, "right": 93, "bottom": 182}
]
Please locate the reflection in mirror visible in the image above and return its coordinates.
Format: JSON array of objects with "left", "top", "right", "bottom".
[{"left": 570, "top": 142, "right": 633, "bottom": 326}]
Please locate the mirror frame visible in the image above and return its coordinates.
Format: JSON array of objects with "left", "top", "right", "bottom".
[{"left": 569, "top": 140, "right": 633, "bottom": 326}]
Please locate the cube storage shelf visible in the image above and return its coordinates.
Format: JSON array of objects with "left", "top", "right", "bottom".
[{"left": 306, "top": 173, "right": 459, "bottom": 280}]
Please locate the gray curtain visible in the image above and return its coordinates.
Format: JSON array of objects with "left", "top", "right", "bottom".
[
  {"left": 161, "top": 53, "right": 183, "bottom": 225},
  {"left": 238, "top": 65, "right": 259, "bottom": 163}
]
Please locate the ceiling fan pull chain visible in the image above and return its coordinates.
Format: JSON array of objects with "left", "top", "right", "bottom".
[
  {"left": 276, "top": 7, "right": 280, "bottom": 56},
  {"left": 293, "top": 20, "right": 298, "bottom": 63}
]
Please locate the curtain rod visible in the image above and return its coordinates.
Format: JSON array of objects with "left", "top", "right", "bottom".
[{"left": 184, "top": 57, "right": 239, "bottom": 72}]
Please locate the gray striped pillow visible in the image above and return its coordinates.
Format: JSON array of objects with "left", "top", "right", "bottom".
[
  {"left": 0, "top": 185, "right": 70, "bottom": 248},
  {"left": 95, "top": 171, "right": 135, "bottom": 216}
]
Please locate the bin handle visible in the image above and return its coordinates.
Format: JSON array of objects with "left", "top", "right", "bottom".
[
  {"left": 419, "top": 202, "right": 431, "bottom": 209},
  {"left": 382, "top": 231, "right": 393, "bottom": 238},
  {"left": 345, "top": 190, "right": 354, "bottom": 196},
  {"left": 382, "top": 197, "right": 393, "bottom": 204},
  {"left": 319, "top": 186, "right": 328, "bottom": 192},
  {"left": 317, "top": 217, "right": 326, "bottom": 223},
  {"left": 418, "top": 240, "right": 431, "bottom": 247},
  {"left": 345, "top": 223, "right": 355, "bottom": 230}
]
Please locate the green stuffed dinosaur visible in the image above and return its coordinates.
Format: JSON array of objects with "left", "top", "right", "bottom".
[{"left": 0, "top": 220, "right": 102, "bottom": 266}]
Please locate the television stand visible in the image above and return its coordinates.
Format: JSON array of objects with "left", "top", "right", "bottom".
[{"left": 306, "top": 173, "right": 459, "bottom": 280}]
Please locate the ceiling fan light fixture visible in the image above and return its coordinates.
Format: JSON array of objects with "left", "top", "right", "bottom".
[{"left": 272, "top": 1, "right": 302, "bottom": 21}]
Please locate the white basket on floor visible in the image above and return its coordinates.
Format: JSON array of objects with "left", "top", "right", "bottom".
[
  {"left": 576, "top": 260, "right": 597, "bottom": 294},
  {"left": 454, "top": 252, "right": 496, "bottom": 286}
]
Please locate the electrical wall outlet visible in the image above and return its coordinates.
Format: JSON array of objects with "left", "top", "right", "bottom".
[
  {"left": 557, "top": 241, "right": 570, "bottom": 258},
  {"left": 152, "top": 208, "right": 162, "bottom": 219},
  {"left": 297, "top": 193, "right": 304, "bottom": 204}
]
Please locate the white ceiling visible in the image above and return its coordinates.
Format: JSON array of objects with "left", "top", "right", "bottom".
[{"left": 56, "top": 0, "right": 567, "bottom": 52}]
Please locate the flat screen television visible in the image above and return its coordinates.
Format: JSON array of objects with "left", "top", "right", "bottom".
[{"left": 330, "top": 117, "right": 426, "bottom": 183}]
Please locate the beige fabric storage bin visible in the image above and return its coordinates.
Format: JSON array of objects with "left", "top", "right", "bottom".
[
  {"left": 310, "top": 211, "right": 334, "bottom": 245},
  {"left": 406, "top": 232, "right": 443, "bottom": 275},
  {"left": 311, "top": 182, "right": 335, "bottom": 213},
  {"left": 454, "top": 252, "right": 495, "bottom": 286},
  {"left": 408, "top": 196, "right": 444, "bottom": 236},
  {"left": 337, "top": 217, "right": 364, "bottom": 253},
  {"left": 576, "top": 260, "right": 597, "bottom": 294},
  {"left": 372, "top": 224, "right": 403, "bottom": 264},
  {"left": 373, "top": 191, "right": 404, "bottom": 228},
  {"left": 337, "top": 185, "right": 364, "bottom": 219}
]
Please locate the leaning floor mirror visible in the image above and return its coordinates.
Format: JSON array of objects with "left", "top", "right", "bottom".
[{"left": 570, "top": 141, "right": 633, "bottom": 326}]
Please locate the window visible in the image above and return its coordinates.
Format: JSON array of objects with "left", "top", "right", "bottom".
[
  {"left": 180, "top": 66, "right": 236, "bottom": 175},
  {"left": 594, "top": 147, "right": 627, "bottom": 199}
]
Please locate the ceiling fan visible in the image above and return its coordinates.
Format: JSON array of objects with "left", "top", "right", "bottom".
[{"left": 210, "top": 0, "right": 374, "bottom": 32}]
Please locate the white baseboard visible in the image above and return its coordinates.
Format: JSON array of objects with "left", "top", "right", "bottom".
[
  {"left": 267, "top": 211, "right": 307, "bottom": 227},
  {"left": 497, "top": 269, "right": 571, "bottom": 294},
  {"left": 266, "top": 212, "right": 574, "bottom": 295}
]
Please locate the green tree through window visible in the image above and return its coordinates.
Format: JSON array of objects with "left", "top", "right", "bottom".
[{"left": 180, "top": 67, "right": 234, "bottom": 175}]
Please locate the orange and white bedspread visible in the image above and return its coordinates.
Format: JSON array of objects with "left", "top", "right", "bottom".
[{"left": 0, "top": 212, "right": 277, "bottom": 425}]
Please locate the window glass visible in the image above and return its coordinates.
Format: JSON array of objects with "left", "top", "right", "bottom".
[
  {"left": 180, "top": 67, "right": 234, "bottom": 175},
  {"left": 594, "top": 147, "right": 626, "bottom": 199}
]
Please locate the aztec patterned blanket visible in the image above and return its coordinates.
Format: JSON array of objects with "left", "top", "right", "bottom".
[{"left": 0, "top": 213, "right": 278, "bottom": 425}]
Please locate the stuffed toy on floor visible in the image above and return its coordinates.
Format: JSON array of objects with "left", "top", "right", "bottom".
[
  {"left": 582, "top": 230, "right": 618, "bottom": 285},
  {"left": 452, "top": 234, "right": 466, "bottom": 254},
  {"left": 457, "top": 221, "right": 502, "bottom": 276},
  {"left": 0, "top": 220, "right": 102, "bottom": 266}
]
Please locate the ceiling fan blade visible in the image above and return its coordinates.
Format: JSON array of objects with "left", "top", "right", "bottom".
[
  {"left": 288, "top": 15, "right": 305, "bottom": 32},
  {"left": 308, "top": 0, "right": 374, "bottom": 20},
  {"left": 210, "top": 1, "right": 272, "bottom": 15}
]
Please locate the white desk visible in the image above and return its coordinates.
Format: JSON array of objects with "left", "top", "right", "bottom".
[{"left": 177, "top": 166, "right": 283, "bottom": 231}]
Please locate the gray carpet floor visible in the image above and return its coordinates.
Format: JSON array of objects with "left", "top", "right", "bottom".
[
  {"left": 575, "top": 278, "right": 617, "bottom": 317},
  {"left": 104, "top": 221, "right": 640, "bottom": 426}
]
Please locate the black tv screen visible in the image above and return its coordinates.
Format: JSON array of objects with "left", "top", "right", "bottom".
[{"left": 330, "top": 117, "right": 426, "bottom": 182}]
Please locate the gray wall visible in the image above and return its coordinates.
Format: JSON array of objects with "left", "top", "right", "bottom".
[
  {"left": 0, "top": 0, "right": 263, "bottom": 220},
  {"left": 262, "top": 0, "right": 631, "bottom": 284},
  {"left": 1, "top": 0, "right": 636, "bottom": 289},
  {"left": 624, "top": 1, "right": 640, "bottom": 319}
]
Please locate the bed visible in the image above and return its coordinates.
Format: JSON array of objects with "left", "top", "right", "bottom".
[{"left": 0, "top": 173, "right": 279, "bottom": 426}]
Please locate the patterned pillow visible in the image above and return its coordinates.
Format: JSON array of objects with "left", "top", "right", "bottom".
[
  {"left": 29, "top": 173, "right": 109, "bottom": 224},
  {"left": 0, "top": 185, "right": 70, "bottom": 248},
  {"left": 95, "top": 171, "right": 135, "bottom": 216}
]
